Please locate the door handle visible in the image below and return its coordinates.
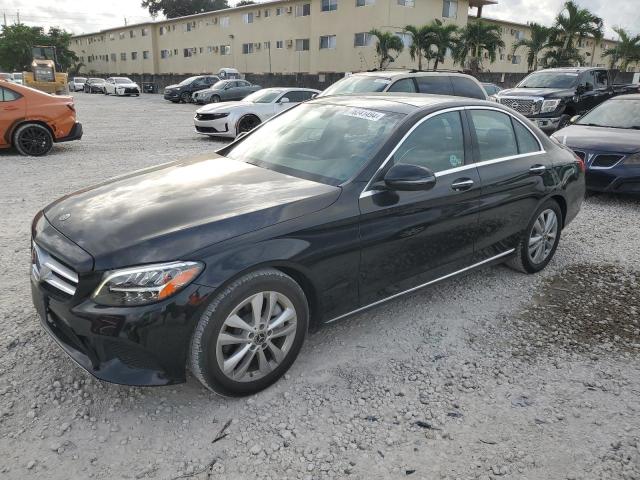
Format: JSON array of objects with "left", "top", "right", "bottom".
[
  {"left": 450, "top": 178, "right": 474, "bottom": 191},
  {"left": 529, "top": 165, "right": 547, "bottom": 175}
]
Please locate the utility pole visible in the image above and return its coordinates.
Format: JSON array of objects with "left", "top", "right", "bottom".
[
  {"left": 3, "top": 12, "right": 7, "bottom": 27},
  {"left": 16, "top": 9, "right": 19, "bottom": 23}
]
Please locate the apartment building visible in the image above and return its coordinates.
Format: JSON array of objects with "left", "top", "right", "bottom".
[{"left": 70, "top": 0, "right": 618, "bottom": 76}]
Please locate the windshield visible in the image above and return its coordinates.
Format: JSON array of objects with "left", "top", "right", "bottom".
[
  {"left": 225, "top": 103, "right": 404, "bottom": 185},
  {"left": 244, "top": 89, "right": 284, "bottom": 103},
  {"left": 13, "top": 73, "right": 23, "bottom": 79},
  {"left": 179, "top": 76, "right": 199, "bottom": 86},
  {"left": 321, "top": 76, "right": 391, "bottom": 96},
  {"left": 115, "top": 78, "right": 133, "bottom": 84},
  {"left": 517, "top": 72, "right": 579, "bottom": 89},
  {"left": 89, "top": 78, "right": 103, "bottom": 83},
  {"left": 75, "top": 77, "right": 86, "bottom": 82},
  {"left": 576, "top": 99, "right": 640, "bottom": 129}
]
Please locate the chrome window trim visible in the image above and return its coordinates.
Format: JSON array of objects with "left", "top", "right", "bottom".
[
  {"left": 325, "top": 248, "right": 515, "bottom": 324},
  {"left": 359, "top": 105, "right": 546, "bottom": 199}
]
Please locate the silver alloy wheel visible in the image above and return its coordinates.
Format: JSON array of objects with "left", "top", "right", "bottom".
[
  {"left": 216, "top": 291, "right": 297, "bottom": 382},
  {"left": 528, "top": 209, "right": 558, "bottom": 264}
]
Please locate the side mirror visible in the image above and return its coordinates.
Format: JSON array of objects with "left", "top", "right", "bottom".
[
  {"left": 311, "top": 93, "right": 318, "bottom": 99},
  {"left": 383, "top": 164, "right": 436, "bottom": 191},
  {"left": 569, "top": 115, "right": 580, "bottom": 124},
  {"left": 279, "top": 97, "right": 290, "bottom": 104},
  {"left": 576, "top": 85, "right": 586, "bottom": 95},
  {"left": 585, "top": 82, "right": 594, "bottom": 92}
]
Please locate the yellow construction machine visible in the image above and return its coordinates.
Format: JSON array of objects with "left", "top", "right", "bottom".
[{"left": 23, "top": 46, "right": 68, "bottom": 95}]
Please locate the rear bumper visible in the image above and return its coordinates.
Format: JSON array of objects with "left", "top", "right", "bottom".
[{"left": 57, "top": 122, "right": 83, "bottom": 143}]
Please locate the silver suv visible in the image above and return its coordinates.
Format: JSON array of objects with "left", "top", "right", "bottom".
[{"left": 320, "top": 70, "right": 488, "bottom": 100}]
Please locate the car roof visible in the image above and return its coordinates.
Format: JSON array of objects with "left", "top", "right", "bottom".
[
  {"left": 310, "top": 92, "right": 500, "bottom": 114},
  {"left": 348, "top": 70, "right": 473, "bottom": 79},
  {"left": 535, "top": 67, "right": 598, "bottom": 73}
]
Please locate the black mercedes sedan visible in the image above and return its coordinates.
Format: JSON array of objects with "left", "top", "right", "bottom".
[
  {"left": 552, "top": 94, "right": 640, "bottom": 194},
  {"left": 31, "top": 94, "right": 585, "bottom": 396}
]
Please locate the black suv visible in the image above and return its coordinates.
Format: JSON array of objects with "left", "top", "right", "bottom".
[
  {"left": 320, "top": 70, "right": 488, "bottom": 100},
  {"left": 164, "top": 75, "right": 220, "bottom": 103}
]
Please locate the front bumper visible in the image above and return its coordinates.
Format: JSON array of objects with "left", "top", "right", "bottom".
[
  {"left": 528, "top": 115, "right": 565, "bottom": 133},
  {"left": 586, "top": 168, "right": 640, "bottom": 194},
  {"left": 164, "top": 90, "right": 180, "bottom": 101},
  {"left": 57, "top": 122, "right": 83, "bottom": 143},
  {"left": 194, "top": 118, "right": 233, "bottom": 137},
  {"left": 118, "top": 87, "right": 140, "bottom": 95}
]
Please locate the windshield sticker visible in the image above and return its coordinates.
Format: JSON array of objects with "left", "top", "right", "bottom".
[
  {"left": 343, "top": 108, "right": 386, "bottom": 122},
  {"left": 374, "top": 79, "right": 392, "bottom": 84}
]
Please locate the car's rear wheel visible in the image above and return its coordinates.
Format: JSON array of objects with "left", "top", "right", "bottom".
[
  {"left": 13, "top": 123, "right": 54, "bottom": 157},
  {"left": 237, "top": 115, "right": 261, "bottom": 135},
  {"left": 189, "top": 269, "right": 308, "bottom": 397},
  {"left": 211, "top": 95, "right": 220, "bottom": 103},
  {"left": 180, "top": 92, "right": 191, "bottom": 103},
  {"left": 507, "top": 199, "right": 562, "bottom": 274}
]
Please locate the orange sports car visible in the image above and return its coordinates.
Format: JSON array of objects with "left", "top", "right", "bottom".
[{"left": 0, "top": 80, "right": 82, "bottom": 156}]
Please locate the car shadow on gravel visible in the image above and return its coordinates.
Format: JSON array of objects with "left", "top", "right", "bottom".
[{"left": 510, "top": 263, "right": 640, "bottom": 357}]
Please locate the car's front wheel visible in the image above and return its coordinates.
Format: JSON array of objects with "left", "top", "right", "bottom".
[
  {"left": 190, "top": 269, "right": 308, "bottom": 397},
  {"left": 180, "top": 92, "right": 191, "bottom": 103},
  {"left": 211, "top": 95, "right": 220, "bottom": 103},
  {"left": 507, "top": 199, "right": 562, "bottom": 274},
  {"left": 237, "top": 115, "right": 261, "bottom": 135}
]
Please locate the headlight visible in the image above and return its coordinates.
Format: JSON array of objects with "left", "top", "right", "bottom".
[
  {"left": 92, "top": 261, "right": 203, "bottom": 306},
  {"left": 209, "top": 113, "right": 229, "bottom": 119},
  {"left": 541, "top": 99, "right": 561, "bottom": 113},
  {"left": 624, "top": 152, "right": 640, "bottom": 166}
]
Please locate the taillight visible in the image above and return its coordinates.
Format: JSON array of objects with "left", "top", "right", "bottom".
[{"left": 575, "top": 154, "right": 586, "bottom": 173}]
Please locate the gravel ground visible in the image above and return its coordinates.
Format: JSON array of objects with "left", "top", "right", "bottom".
[{"left": 1, "top": 93, "right": 639, "bottom": 480}]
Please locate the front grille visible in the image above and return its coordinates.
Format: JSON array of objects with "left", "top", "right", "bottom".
[
  {"left": 499, "top": 98, "right": 539, "bottom": 115},
  {"left": 32, "top": 242, "right": 78, "bottom": 297},
  {"left": 591, "top": 154, "right": 624, "bottom": 168},
  {"left": 195, "top": 126, "right": 219, "bottom": 133},
  {"left": 124, "top": 88, "right": 139, "bottom": 94}
]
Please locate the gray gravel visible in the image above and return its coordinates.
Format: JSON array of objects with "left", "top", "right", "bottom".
[{"left": 1, "top": 93, "right": 639, "bottom": 479}]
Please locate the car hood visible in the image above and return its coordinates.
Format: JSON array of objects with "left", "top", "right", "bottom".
[
  {"left": 116, "top": 82, "right": 138, "bottom": 88},
  {"left": 165, "top": 84, "right": 180, "bottom": 90},
  {"left": 553, "top": 125, "right": 640, "bottom": 154},
  {"left": 499, "top": 87, "right": 575, "bottom": 98},
  {"left": 197, "top": 101, "right": 252, "bottom": 113},
  {"left": 44, "top": 157, "right": 341, "bottom": 270}
]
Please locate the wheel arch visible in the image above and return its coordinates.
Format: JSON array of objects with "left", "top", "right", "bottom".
[
  {"left": 10, "top": 120, "right": 55, "bottom": 146},
  {"left": 549, "top": 194, "right": 567, "bottom": 228},
  {"left": 235, "top": 113, "right": 262, "bottom": 135}
]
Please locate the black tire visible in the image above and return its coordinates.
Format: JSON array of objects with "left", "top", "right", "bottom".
[
  {"left": 189, "top": 268, "right": 308, "bottom": 397},
  {"left": 211, "top": 95, "right": 220, "bottom": 103},
  {"left": 13, "top": 123, "right": 54, "bottom": 157},
  {"left": 237, "top": 115, "right": 261, "bottom": 135},
  {"left": 180, "top": 92, "right": 191, "bottom": 103},
  {"left": 507, "top": 199, "right": 563, "bottom": 274}
]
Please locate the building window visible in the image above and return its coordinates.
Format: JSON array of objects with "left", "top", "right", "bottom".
[
  {"left": 243, "top": 12, "right": 254, "bottom": 23},
  {"left": 119, "top": 32, "right": 125, "bottom": 39},
  {"left": 184, "top": 21, "right": 196, "bottom": 32},
  {"left": 220, "top": 16, "right": 230, "bottom": 27},
  {"left": 173, "top": 48, "right": 178, "bottom": 55},
  {"left": 264, "top": 41, "right": 271, "bottom": 49},
  {"left": 120, "top": 52, "right": 127, "bottom": 61},
  {"left": 321, "top": 0, "right": 338, "bottom": 11},
  {"left": 109, "top": 33, "right": 115, "bottom": 40},
  {"left": 295, "top": 4, "right": 311, "bottom": 16},
  {"left": 159, "top": 26, "right": 165, "bottom": 35},
  {"left": 514, "top": 30, "right": 524, "bottom": 40},
  {"left": 131, "top": 51, "right": 138, "bottom": 60},
  {"left": 143, "top": 50, "right": 149, "bottom": 59},
  {"left": 110, "top": 53, "right": 116, "bottom": 61},
  {"left": 319, "top": 35, "right": 337, "bottom": 49},
  {"left": 184, "top": 48, "right": 194, "bottom": 57},
  {"left": 395, "top": 32, "right": 412, "bottom": 47},
  {"left": 141, "top": 27, "right": 149, "bottom": 36},
  {"left": 295, "top": 38, "right": 310, "bottom": 51},
  {"left": 276, "top": 7, "right": 284, "bottom": 15},
  {"left": 220, "top": 45, "right": 231, "bottom": 55},
  {"left": 397, "top": 0, "right": 414, "bottom": 6},
  {"left": 264, "top": 9, "right": 270, "bottom": 17},
  {"left": 512, "top": 55, "right": 521, "bottom": 64},
  {"left": 129, "top": 30, "right": 135, "bottom": 38},
  {"left": 276, "top": 40, "right": 284, "bottom": 49},
  {"left": 356, "top": 0, "right": 375, "bottom": 5},
  {"left": 354, "top": 32, "right": 372, "bottom": 47},
  {"left": 242, "top": 43, "right": 254, "bottom": 54},
  {"left": 442, "top": 0, "right": 457, "bottom": 18}
]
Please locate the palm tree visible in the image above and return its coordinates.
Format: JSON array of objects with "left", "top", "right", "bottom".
[
  {"left": 404, "top": 25, "right": 432, "bottom": 71},
  {"left": 603, "top": 27, "right": 640, "bottom": 71},
  {"left": 512, "top": 23, "right": 552, "bottom": 71},
  {"left": 554, "top": 0, "right": 603, "bottom": 65},
  {"left": 453, "top": 20, "right": 504, "bottom": 73},
  {"left": 428, "top": 19, "right": 459, "bottom": 71},
  {"left": 369, "top": 29, "right": 404, "bottom": 70}
]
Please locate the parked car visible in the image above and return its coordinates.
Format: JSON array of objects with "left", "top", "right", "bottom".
[
  {"left": 31, "top": 94, "right": 584, "bottom": 395},
  {"left": 10, "top": 72, "right": 23, "bottom": 85},
  {"left": 482, "top": 82, "right": 502, "bottom": 100},
  {"left": 84, "top": 78, "right": 106, "bottom": 94},
  {"left": 163, "top": 75, "right": 220, "bottom": 103},
  {"left": 68, "top": 77, "right": 87, "bottom": 92},
  {"left": 0, "top": 80, "right": 82, "bottom": 156},
  {"left": 192, "top": 79, "right": 262, "bottom": 105},
  {"left": 104, "top": 77, "right": 141, "bottom": 96},
  {"left": 496, "top": 67, "right": 639, "bottom": 133},
  {"left": 0, "top": 73, "right": 11, "bottom": 81},
  {"left": 319, "top": 71, "right": 488, "bottom": 100},
  {"left": 552, "top": 94, "right": 640, "bottom": 194},
  {"left": 194, "top": 87, "right": 319, "bottom": 137}
]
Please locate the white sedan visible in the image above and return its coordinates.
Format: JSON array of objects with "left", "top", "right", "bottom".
[
  {"left": 194, "top": 87, "right": 319, "bottom": 138},
  {"left": 68, "top": 77, "right": 86, "bottom": 92},
  {"left": 105, "top": 77, "right": 141, "bottom": 96}
]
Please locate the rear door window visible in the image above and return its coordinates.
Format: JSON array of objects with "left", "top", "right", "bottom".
[
  {"left": 451, "top": 77, "right": 486, "bottom": 99},
  {"left": 286, "top": 90, "right": 315, "bottom": 102},
  {"left": 513, "top": 120, "right": 541, "bottom": 154},
  {"left": 468, "top": 109, "right": 519, "bottom": 161},
  {"left": 387, "top": 78, "right": 417, "bottom": 93},
  {"left": 0, "top": 87, "right": 20, "bottom": 102},
  {"left": 416, "top": 76, "right": 453, "bottom": 96}
]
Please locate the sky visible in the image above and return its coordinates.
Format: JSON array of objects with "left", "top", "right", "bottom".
[{"left": 1, "top": 0, "right": 637, "bottom": 40}]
